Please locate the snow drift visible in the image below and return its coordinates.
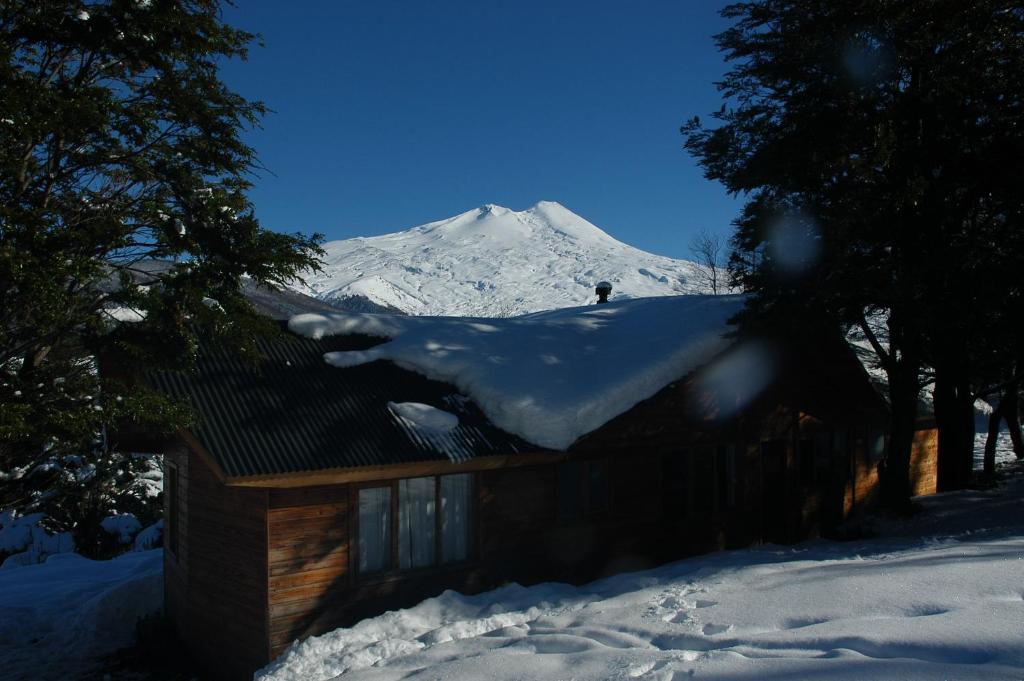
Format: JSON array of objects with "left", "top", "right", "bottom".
[{"left": 0, "top": 550, "right": 162, "bottom": 680}]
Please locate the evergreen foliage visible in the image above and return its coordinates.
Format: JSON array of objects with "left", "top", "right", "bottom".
[
  {"left": 0, "top": 1, "right": 323, "bottom": 529},
  {"left": 684, "top": 1, "right": 1024, "bottom": 504}
]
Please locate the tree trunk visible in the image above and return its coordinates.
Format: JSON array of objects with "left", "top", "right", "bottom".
[
  {"left": 983, "top": 402, "right": 1003, "bottom": 476},
  {"left": 881, "top": 357, "right": 920, "bottom": 510},
  {"left": 1003, "top": 384, "right": 1023, "bottom": 459},
  {"left": 933, "top": 356, "right": 976, "bottom": 491}
]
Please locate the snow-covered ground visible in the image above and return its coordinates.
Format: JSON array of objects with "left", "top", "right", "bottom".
[
  {"left": 298, "top": 201, "right": 708, "bottom": 316},
  {"left": 975, "top": 429, "right": 1017, "bottom": 470},
  {"left": 0, "top": 549, "right": 162, "bottom": 680},
  {"left": 0, "top": 450, "right": 1018, "bottom": 681},
  {"left": 258, "top": 463, "right": 1024, "bottom": 681}
]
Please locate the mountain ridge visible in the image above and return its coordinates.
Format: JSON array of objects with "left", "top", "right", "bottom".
[{"left": 298, "top": 201, "right": 706, "bottom": 317}]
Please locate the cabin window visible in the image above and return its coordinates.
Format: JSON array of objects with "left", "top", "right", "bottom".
[
  {"left": 441, "top": 473, "right": 473, "bottom": 563},
  {"left": 557, "top": 460, "right": 583, "bottom": 521},
  {"left": 834, "top": 430, "right": 852, "bottom": 477},
  {"left": 558, "top": 459, "right": 610, "bottom": 521},
  {"left": 662, "top": 449, "right": 689, "bottom": 517},
  {"left": 358, "top": 474, "right": 475, "bottom": 576},
  {"left": 717, "top": 444, "right": 739, "bottom": 509},
  {"left": 868, "top": 431, "right": 886, "bottom": 461},
  {"left": 399, "top": 477, "right": 436, "bottom": 569},
  {"left": 692, "top": 447, "right": 717, "bottom": 512},
  {"left": 588, "top": 459, "right": 610, "bottom": 516},
  {"left": 166, "top": 464, "right": 179, "bottom": 557},
  {"left": 358, "top": 486, "right": 392, "bottom": 574}
]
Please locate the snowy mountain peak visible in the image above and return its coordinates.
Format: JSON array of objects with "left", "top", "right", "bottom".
[
  {"left": 477, "top": 203, "right": 509, "bottom": 217},
  {"left": 301, "top": 202, "right": 706, "bottom": 317}
]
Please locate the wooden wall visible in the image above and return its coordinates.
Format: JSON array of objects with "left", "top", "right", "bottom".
[
  {"left": 162, "top": 444, "right": 188, "bottom": 635},
  {"left": 910, "top": 427, "right": 939, "bottom": 496},
  {"left": 266, "top": 486, "right": 350, "bottom": 657},
  {"left": 166, "top": 448, "right": 269, "bottom": 680}
]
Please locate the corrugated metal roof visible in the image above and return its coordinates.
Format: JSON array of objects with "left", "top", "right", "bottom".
[{"left": 148, "top": 326, "right": 533, "bottom": 478}]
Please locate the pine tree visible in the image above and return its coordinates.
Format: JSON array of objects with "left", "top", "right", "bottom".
[
  {"left": 0, "top": 1, "right": 323, "bottom": 520},
  {"left": 684, "top": 1, "right": 1024, "bottom": 505}
]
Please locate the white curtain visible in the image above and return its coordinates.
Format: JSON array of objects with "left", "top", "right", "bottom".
[
  {"left": 358, "top": 486, "right": 391, "bottom": 574},
  {"left": 399, "top": 477, "right": 436, "bottom": 569},
  {"left": 441, "top": 474, "right": 472, "bottom": 563}
]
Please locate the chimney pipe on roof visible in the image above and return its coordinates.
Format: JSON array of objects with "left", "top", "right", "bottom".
[{"left": 595, "top": 281, "right": 612, "bottom": 304}]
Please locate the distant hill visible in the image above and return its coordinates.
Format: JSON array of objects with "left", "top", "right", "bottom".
[
  {"left": 296, "top": 201, "right": 706, "bottom": 317},
  {"left": 111, "top": 260, "right": 402, "bottom": 319},
  {"left": 240, "top": 278, "right": 401, "bottom": 319}
]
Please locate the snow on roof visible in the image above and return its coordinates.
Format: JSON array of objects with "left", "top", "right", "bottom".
[
  {"left": 387, "top": 402, "right": 473, "bottom": 463},
  {"left": 289, "top": 295, "right": 745, "bottom": 450}
]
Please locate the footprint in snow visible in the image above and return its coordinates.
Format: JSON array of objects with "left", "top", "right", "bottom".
[
  {"left": 647, "top": 585, "right": 713, "bottom": 625},
  {"left": 701, "top": 623, "right": 733, "bottom": 636}
]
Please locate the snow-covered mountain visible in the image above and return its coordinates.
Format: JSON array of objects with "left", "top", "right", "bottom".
[{"left": 299, "top": 201, "right": 706, "bottom": 317}]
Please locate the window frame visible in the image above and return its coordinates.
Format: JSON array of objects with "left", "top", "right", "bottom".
[
  {"left": 355, "top": 482, "right": 395, "bottom": 576},
  {"left": 165, "top": 462, "right": 179, "bottom": 559},
  {"left": 556, "top": 457, "right": 612, "bottom": 524},
  {"left": 353, "top": 472, "right": 478, "bottom": 582}
]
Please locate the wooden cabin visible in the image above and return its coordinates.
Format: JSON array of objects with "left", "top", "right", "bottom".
[{"left": 151, "top": 313, "right": 939, "bottom": 680}]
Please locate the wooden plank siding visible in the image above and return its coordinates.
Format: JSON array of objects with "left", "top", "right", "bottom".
[
  {"left": 162, "top": 444, "right": 189, "bottom": 633},
  {"left": 265, "top": 485, "right": 351, "bottom": 654},
  {"left": 910, "top": 428, "right": 939, "bottom": 496},
  {"left": 166, "top": 446, "right": 269, "bottom": 680}
]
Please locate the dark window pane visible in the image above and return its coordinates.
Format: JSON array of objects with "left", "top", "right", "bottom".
[
  {"left": 716, "top": 445, "right": 729, "bottom": 509},
  {"left": 358, "top": 486, "right": 392, "bottom": 574},
  {"left": 558, "top": 461, "right": 583, "bottom": 521},
  {"left": 166, "top": 465, "right": 178, "bottom": 556},
  {"left": 692, "top": 447, "right": 716, "bottom": 512},
  {"left": 869, "top": 431, "right": 886, "bottom": 461},
  {"left": 441, "top": 474, "right": 472, "bottom": 563},
  {"left": 399, "top": 477, "right": 436, "bottom": 569},
  {"left": 662, "top": 450, "right": 688, "bottom": 517},
  {"left": 588, "top": 459, "right": 610, "bottom": 516},
  {"left": 726, "top": 444, "right": 739, "bottom": 509}
]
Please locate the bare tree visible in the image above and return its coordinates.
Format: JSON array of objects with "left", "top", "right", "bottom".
[{"left": 688, "top": 228, "right": 727, "bottom": 294}]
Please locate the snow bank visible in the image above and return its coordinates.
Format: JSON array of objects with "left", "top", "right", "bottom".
[
  {"left": 101, "top": 513, "right": 142, "bottom": 544},
  {"left": 258, "top": 582, "right": 590, "bottom": 681},
  {"left": 133, "top": 519, "right": 163, "bottom": 551},
  {"left": 974, "top": 430, "right": 1018, "bottom": 470},
  {"left": 257, "top": 466, "right": 1024, "bottom": 681},
  {"left": 0, "top": 510, "right": 74, "bottom": 568},
  {"left": 290, "top": 295, "right": 744, "bottom": 450},
  {"left": 0, "top": 549, "right": 162, "bottom": 679}
]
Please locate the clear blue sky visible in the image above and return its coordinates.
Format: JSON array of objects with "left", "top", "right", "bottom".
[{"left": 219, "top": 0, "right": 741, "bottom": 259}]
